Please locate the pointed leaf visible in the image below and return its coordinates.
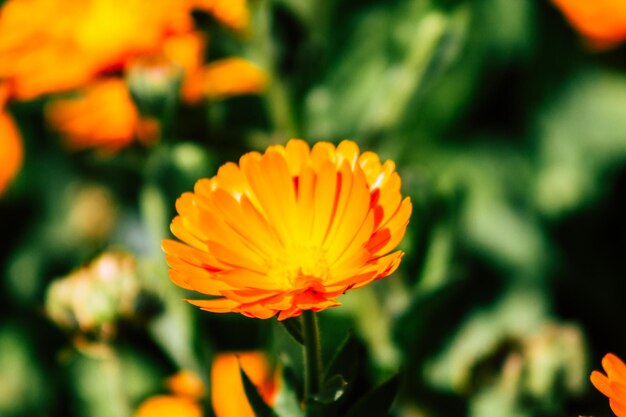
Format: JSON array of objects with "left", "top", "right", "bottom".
[
  {"left": 279, "top": 317, "right": 304, "bottom": 345},
  {"left": 344, "top": 374, "right": 400, "bottom": 417},
  {"left": 312, "top": 374, "right": 348, "bottom": 404},
  {"left": 324, "top": 332, "right": 363, "bottom": 384},
  {"left": 240, "top": 366, "right": 279, "bottom": 417}
]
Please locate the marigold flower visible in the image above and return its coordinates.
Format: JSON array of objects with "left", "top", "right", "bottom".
[
  {"left": 211, "top": 352, "right": 277, "bottom": 417},
  {"left": 45, "top": 79, "right": 159, "bottom": 152},
  {"left": 163, "top": 139, "right": 412, "bottom": 320},
  {"left": 134, "top": 396, "right": 202, "bottom": 417},
  {"left": 551, "top": 0, "right": 626, "bottom": 49},
  {"left": 591, "top": 353, "right": 626, "bottom": 416},
  {"left": 0, "top": 86, "right": 22, "bottom": 195}
]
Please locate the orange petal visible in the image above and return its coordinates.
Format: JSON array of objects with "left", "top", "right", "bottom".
[
  {"left": 135, "top": 395, "right": 202, "bottom": 417},
  {"left": 0, "top": 106, "right": 22, "bottom": 195},
  {"left": 202, "top": 58, "right": 267, "bottom": 99}
]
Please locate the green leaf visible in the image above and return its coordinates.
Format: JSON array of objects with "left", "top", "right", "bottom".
[
  {"left": 323, "top": 333, "right": 363, "bottom": 384},
  {"left": 311, "top": 374, "right": 348, "bottom": 404},
  {"left": 279, "top": 317, "right": 304, "bottom": 345},
  {"left": 344, "top": 374, "right": 400, "bottom": 417},
  {"left": 239, "top": 366, "right": 279, "bottom": 417}
]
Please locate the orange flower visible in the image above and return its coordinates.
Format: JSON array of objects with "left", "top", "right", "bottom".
[
  {"left": 0, "top": 0, "right": 251, "bottom": 99},
  {"left": 211, "top": 352, "right": 277, "bottom": 417},
  {"left": 0, "top": 0, "right": 194, "bottom": 99},
  {"left": 45, "top": 79, "right": 159, "bottom": 152},
  {"left": 0, "top": 85, "right": 22, "bottom": 195},
  {"left": 202, "top": 58, "right": 267, "bottom": 99},
  {"left": 551, "top": 0, "right": 626, "bottom": 49},
  {"left": 167, "top": 370, "right": 206, "bottom": 399},
  {"left": 193, "top": 0, "right": 249, "bottom": 31},
  {"left": 591, "top": 353, "right": 626, "bottom": 416},
  {"left": 162, "top": 139, "right": 412, "bottom": 320},
  {"left": 135, "top": 370, "right": 205, "bottom": 417},
  {"left": 134, "top": 396, "right": 202, "bottom": 417}
]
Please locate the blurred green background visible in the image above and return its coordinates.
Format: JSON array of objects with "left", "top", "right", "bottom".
[{"left": 2, "top": 0, "right": 626, "bottom": 416}]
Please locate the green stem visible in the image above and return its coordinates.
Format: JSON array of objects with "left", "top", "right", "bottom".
[
  {"left": 104, "top": 346, "right": 132, "bottom": 417},
  {"left": 302, "top": 310, "right": 323, "bottom": 403}
]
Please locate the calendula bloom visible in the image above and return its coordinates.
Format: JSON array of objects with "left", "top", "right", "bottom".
[
  {"left": 163, "top": 139, "right": 412, "bottom": 320},
  {"left": 591, "top": 353, "right": 626, "bottom": 416},
  {"left": 45, "top": 79, "right": 159, "bottom": 152},
  {"left": 211, "top": 352, "right": 278, "bottom": 417},
  {"left": 0, "top": 86, "right": 22, "bottom": 195},
  {"left": 551, "top": 0, "right": 626, "bottom": 49}
]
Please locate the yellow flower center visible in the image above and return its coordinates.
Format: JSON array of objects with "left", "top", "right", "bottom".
[{"left": 268, "top": 246, "right": 329, "bottom": 291}]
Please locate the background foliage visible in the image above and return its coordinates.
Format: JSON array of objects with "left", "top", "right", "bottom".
[{"left": 2, "top": 0, "right": 625, "bottom": 416}]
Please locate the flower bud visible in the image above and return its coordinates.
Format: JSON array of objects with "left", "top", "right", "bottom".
[{"left": 45, "top": 251, "right": 141, "bottom": 341}]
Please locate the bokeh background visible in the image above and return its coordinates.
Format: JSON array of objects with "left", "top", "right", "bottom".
[{"left": 1, "top": 0, "right": 626, "bottom": 416}]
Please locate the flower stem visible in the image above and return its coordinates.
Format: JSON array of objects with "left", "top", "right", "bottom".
[{"left": 302, "top": 310, "right": 323, "bottom": 403}]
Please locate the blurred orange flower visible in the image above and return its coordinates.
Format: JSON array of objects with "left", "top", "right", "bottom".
[
  {"left": 10, "top": 0, "right": 266, "bottom": 152},
  {"left": 0, "top": 85, "right": 22, "bottom": 195},
  {"left": 194, "top": 0, "right": 249, "bottom": 31},
  {"left": 551, "top": 0, "right": 626, "bottom": 49},
  {"left": 0, "top": 0, "right": 253, "bottom": 100},
  {"left": 163, "top": 139, "right": 412, "bottom": 320},
  {"left": 135, "top": 370, "right": 205, "bottom": 417},
  {"left": 202, "top": 58, "right": 267, "bottom": 99},
  {"left": 0, "top": 0, "right": 193, "bottom": 99},
  {"left": 134, "top": 396, "right": 202, "bottom": 417},
  {"left": 167, "top": 370, "right": 206, "bottom": 399},
  {"left": 211, "top": 352, "right": 278, "bottom": 417},
  {"left": 591, "top": 353, "right": 626, "bottom": 416},
  {"left": 45, "top": 79, "right": 159, "bottom": 153}
]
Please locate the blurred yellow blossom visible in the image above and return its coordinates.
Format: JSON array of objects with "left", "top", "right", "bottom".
[
  {"left": 0, "top": 0, "right": 194, "bottom": 99},
  {"left": 11, "top": 0, "right": 266, "bottom": 152}
]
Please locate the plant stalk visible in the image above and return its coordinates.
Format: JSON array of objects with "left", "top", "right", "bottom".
[{"left": 302, "top": 310, "right": 323, "bottom": 405}]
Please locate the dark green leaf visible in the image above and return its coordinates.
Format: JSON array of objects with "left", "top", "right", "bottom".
[
  {"left": 311, "top": 374, "right": 348, "bottom": 404},
  {"left": 279, "top": 317, "right": 304, "bottom": 345},
  {"left": 240, "top": 365, "right": 279, "bottom": 417},
  {"left": 344, "top": 374, "right": 400, "bottom": 417},
  {"left": 323, "top": 332, "right": 363, "bottom": 384}
]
